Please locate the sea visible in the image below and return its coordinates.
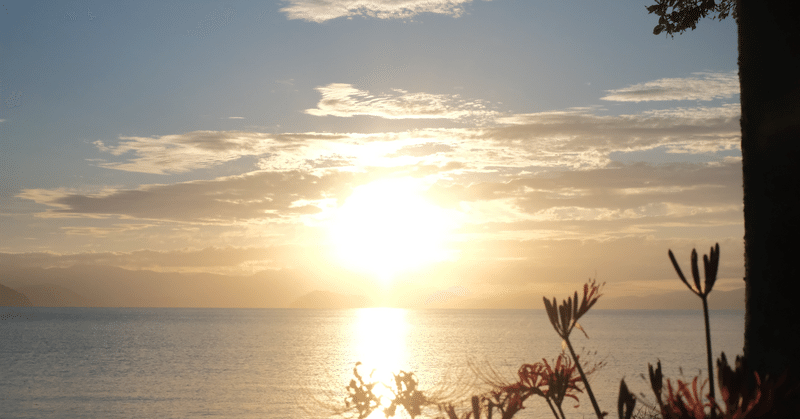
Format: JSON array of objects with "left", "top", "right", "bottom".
[{"left": 0, "top": 308, "right": 744, "bottom": 419}]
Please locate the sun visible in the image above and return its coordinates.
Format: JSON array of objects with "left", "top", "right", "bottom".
[{"left": 328, "top": 178, "right": 456, "bottom": 284}]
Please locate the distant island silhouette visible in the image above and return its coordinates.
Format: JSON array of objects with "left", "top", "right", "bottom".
[
  {"left": 0, "top": 283, "right": 33, "bottom": 307},
  {"left": 0, "top": 264, "right": 744, "bottom": 309},
  {"left": 418, "top": 287, "right": 744, "bottom": 310}
]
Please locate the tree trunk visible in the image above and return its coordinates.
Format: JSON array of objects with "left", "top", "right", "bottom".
[{"left": 738, "top": 0, "right": 800, "bottom": 379}]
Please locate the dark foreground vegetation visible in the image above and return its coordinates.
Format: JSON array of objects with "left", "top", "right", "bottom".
[{"left": 327, "top": 245, "right": 798, "bottom": 419}]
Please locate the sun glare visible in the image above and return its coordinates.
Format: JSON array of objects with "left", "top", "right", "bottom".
[
  {"left": 352, "top": 308, "right": 408, "bottom": 418},
  {"left": 329, "top": 178, "right": 456, "bottom": 284}
]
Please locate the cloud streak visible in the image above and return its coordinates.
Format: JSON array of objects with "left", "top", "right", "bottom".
[
  {"left": 601, "top": 71, "right": 739, "bottom": 102},
  {"left": 280, "top": 0, "right": 473, "bottom": 22},
  {"left": 93, "top": 131, "right": 273, "bottom": 174},
  {"left": 305, "top": 83, "right": 497, "bottom": 122},
  {"left": 482, "top": 103, "right": 741, "bottom": 168},
  {"left": 18, "top": 170, "right": 356, "bottom": 223},
  {"left": 17, "top": 76, "right": 744, "bottom": 260},
  {"left": 28, "top": 101, "right": 741, "bottom": 228},
  {"left": 90, "top": 77, "right": 740, "bottom": 176}
]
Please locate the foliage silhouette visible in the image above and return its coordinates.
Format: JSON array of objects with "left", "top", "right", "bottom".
[
  {"left": 645, "top": 0, "right": 735, "bottom": 36},
  {"left": 618, "top": 379, "right": 636, "bottom": 419},
  {"left": 645, "top": 353, "right": 798, "bottom": 418}
]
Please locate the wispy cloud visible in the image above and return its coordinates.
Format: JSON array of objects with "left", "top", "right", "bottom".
[
  {"left": 62, "top": 102, "right": 742, "bottom": 222},
  {"left": 305, "top": 83, "right": 497, "bottom": 122},
  {"left": 601, "top": 71, "right": 739, "bottom": 102},
  {"left": 60, "top": 224, "right": 153, "bottom": 236},
  {"left": 280, "top": 0, "right": 473, "bottom": 23},
  {"left": 487, "top": 103, "right": 741, "bottom": 166},
  {"left": 83, "top": 100, "right": 739, "bottom": 179},
  {"left": 21, "top": 93, "right": 743, "bottom": 242},
  {"left": 430, "top": 161, "right": 742, "bottom": 216},
  {"left": 18, "top": 170, "right": 357, "bottom": 223},
  {"left": 18, "top": 160, "right": 743, "bottom": 238},
  {"left": 93, "top": 131, "right": 273, "bottom": 174}
]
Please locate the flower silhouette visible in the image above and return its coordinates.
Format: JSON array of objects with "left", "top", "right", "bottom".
[
  {"left": 667, "top": 243, "right": 720, "bottom": 415},
  {"left": 543, "top": 278, "right": 603, "bottom": 340},
  {"left": 668, "top": 243, "right": 719, "bottom": 299},
  {"left": 542, "top": 279, "right": 605, "bottom": 419}
]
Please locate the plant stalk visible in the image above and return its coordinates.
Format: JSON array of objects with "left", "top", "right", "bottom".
[
  {"left": 564, "top": 337, "right": 603, "bottom": 419},
  {"left": 701, "top": 295, "right": 716, "bottom": 419},
  {"left": 545, "top": 398, "right": 561, "bottom": 419},
  {"left": 555, "top": 402, "right": 567, "bottom": 419}
]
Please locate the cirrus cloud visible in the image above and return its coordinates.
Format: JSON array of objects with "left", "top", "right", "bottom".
[
  {"left": 305, "top": 83, "right": 497, "bottom": 122},
  {"left": 601, "top": 71, "right": 739, "bottom": 102},
  {"left": 18, "top": 170, "right": 356, "bottom": 223},
  {"left": 93, "top": 131, "right": 274, "bottom": 174},
  {"left": 280, "top": 0, "right": 474, "bottom": 23},
  {"left": 24, "top": 99, "right": 743, "bottom": 228},
  {"left": 89, "top": 103, "right": 740, "bottom": 177}
]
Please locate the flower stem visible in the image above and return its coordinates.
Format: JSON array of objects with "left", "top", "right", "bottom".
[
  {"left": 564, "top": 337, "right": 603, "bottom": 419},
  {"left": 556, "top": 402, "right": 567, "bottom": 419},
  {"left": 545, "top": 398, "right": 562, "bottom": 419},
  {"left": 701, "top": 295, "right": 717, "bottom": 419}
]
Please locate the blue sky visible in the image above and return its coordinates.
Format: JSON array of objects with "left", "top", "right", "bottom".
[{"left": 0, "top": 0, "right": 743, "bottom": 306}]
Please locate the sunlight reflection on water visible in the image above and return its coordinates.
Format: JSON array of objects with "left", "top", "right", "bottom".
[
  {"left": 352, "top": 308, "right": 409, "bottom": 418},
  {"left": 354, "top": 308, "right": 408, "bottom": 374}
]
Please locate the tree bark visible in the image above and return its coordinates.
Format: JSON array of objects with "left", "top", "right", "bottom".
[{"left": 738, "top": 0, "right": 800, "bottom": 379}]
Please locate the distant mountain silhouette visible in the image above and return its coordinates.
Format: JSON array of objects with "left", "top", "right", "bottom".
[
  {"left": 0, "top": 264, "right": 310, "bottom": 308},
  {"left": 0, "top": 282, "right": 33, "bottom": 307},
  {"left": 419, "top": 287, "right": 744, "bottom": 310},
  {"left": 599, "top": 288, "right": 745, "bottom": 310},
  {"left": 0, "top": 263, "right": 745, "bottom": 310},
  {"left": 14, "top": 284, "right": 96, "bottom": 307},
  {"left": 290, "top": 290, "right": 373, "bottom": 309}
]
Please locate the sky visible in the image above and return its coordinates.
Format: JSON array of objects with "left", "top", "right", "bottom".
[{"left": 0, "top": 0, "right": 743, "bottom": 308}]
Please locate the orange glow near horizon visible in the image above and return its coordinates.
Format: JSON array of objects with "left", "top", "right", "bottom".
[{"left": 328, "top": 178, "right": 458, "bottom": 285}]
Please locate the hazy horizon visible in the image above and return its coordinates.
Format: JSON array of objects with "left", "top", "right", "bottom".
[{"left": 1, "top": 1, "right": 742, "bottom": 309}]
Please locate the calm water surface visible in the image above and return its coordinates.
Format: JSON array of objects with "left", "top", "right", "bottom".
[{"left": 0, "top": 308, "right": 744, "bottom": 419}]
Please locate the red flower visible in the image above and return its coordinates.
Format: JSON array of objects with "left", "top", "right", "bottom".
[{"left": 663, "top": 376, "right": 712, "bottom": 419}]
